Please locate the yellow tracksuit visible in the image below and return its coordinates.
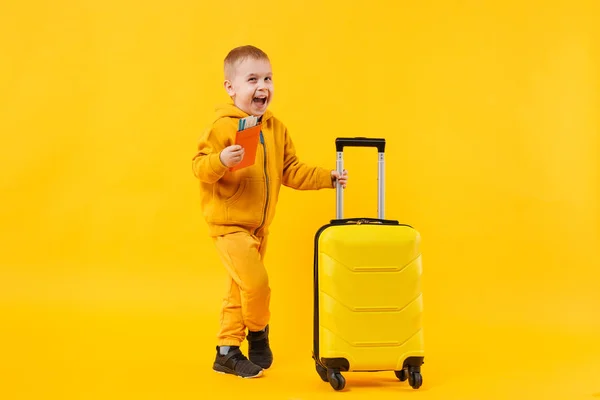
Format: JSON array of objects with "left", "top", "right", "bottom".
[{"left": 192, "top": 103, "right": 334, "bottom": 346}]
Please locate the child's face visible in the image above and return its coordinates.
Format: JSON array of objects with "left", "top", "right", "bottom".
[{"left": 224, "top": 57, "right": 273, "bottom": 117}]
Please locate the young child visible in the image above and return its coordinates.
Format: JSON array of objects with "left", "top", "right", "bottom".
[{"left": 191, "top": 45, "right": 348, "bottom": 379}]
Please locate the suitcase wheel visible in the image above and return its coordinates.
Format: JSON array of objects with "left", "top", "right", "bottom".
[
  {"left": 396, "top": 367, "right": 423, "bottom": 389},
  {"left": 315, "top": 363, "right": 328, "bottom": 382},
  {"left": 327, "top": 369, "right": 346, "bottom": 391},
  {"left": 408, "top": 369, "right": 423, "bottom": 389},
  {"left": 394, "top": 369, "right": 408, "bottom": 381},
  {"left": 314, "top": 361, "right": 346, "bottom": 390}
]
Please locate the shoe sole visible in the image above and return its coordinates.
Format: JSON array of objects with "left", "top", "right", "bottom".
[{"left": 213, "top": 364, "right": 263, "bottom": 379}]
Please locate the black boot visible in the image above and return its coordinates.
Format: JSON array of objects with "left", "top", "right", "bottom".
[{"left": 247, "top": 325, "right": 273, "bottom": 369}]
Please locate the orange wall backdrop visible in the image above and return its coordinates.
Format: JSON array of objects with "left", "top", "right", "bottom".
[{"left": 1, "top": 0, "right": 599, "bottom": 398}]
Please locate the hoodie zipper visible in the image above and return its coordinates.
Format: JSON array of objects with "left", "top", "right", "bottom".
[{"left": 254, "top": 130, "right": 269, "bottom": 235}]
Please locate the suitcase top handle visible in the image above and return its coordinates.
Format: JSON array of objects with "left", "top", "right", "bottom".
[
  {"left": 335, "top": 137, "right": 386, "bottom": 153},
  {"left": 335, "top": 137, "right": 386, "bottom": 220}
]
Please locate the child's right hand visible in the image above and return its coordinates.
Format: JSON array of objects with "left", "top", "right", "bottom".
[{"left": 220, "top": 145, "right": 245, "bottom": 167}]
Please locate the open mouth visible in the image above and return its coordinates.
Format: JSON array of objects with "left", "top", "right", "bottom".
[{"left": 253, "top": 96, "right": 267, "bottom": 106}]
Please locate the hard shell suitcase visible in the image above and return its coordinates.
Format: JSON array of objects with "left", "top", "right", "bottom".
[{"left": 312, "top": 137, "right": 425, "bottom": 391}]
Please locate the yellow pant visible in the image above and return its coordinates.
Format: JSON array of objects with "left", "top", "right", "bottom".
[{"left": 213, "top": 231, "right": 270, "bottom": 347}]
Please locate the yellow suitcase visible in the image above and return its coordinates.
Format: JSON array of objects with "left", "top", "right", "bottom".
[{"left": 312, "top": 138, "right": 424, "bottom": 391}]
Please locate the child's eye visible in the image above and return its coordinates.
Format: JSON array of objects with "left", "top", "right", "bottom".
[
  {"left": 248, "top": 77, "right": 257, "bottom": 82},
  {"left": 265, "top": 77, "right": 272, "bottom": 81}
]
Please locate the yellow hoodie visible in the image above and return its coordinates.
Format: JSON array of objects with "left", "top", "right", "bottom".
[{"left": 192, "top": 103, "right": 334, "bottom": 237}]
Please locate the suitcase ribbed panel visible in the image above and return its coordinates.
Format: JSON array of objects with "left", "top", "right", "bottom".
[{"left": 316, "top": 224, "right": 424, "bottom": 371}]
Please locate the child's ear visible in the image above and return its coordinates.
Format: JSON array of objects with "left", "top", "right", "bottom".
[{"left": 224, "top": 80, "right": 235, "bottom": 97}]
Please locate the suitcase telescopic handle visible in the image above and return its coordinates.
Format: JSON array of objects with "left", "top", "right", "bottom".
[
  {"left": 335, "top": 137, "right": 386, "bottom": 153},
  {"left": 335, "top": 137, "right": 386, "bottom": 220}
]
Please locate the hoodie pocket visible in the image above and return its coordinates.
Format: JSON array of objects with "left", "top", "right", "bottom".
[
  {"left": 226, "top": 177, "right": 265, "bottom": 226},
  {"left": 224, "top": 178, "right": 247, "bottom": 205}
]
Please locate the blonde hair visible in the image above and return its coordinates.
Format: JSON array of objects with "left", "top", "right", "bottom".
[{"left": 224, "top": 45, "right": 270, "bottom": 79}]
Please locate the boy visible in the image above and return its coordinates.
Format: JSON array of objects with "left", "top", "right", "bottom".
[{"left": 192, "top": 45, "right": 348, "bottom": 379}]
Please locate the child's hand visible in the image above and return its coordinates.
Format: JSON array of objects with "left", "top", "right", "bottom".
[
  {"left": 220, "top": 145, "right": 245, "bottom": 168},
  {"left": 331, "top": 169, "right": 349, "bottom": 188}
]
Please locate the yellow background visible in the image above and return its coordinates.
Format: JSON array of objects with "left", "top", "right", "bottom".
[{"left": 1, "top": 0, "right": 599, "bottom": 399}]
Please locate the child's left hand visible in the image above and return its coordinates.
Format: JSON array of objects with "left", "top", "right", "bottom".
[{"left": 331, "top": 169, "right": 349, "bottom": 188}]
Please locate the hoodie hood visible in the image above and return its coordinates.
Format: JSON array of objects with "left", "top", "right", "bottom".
[{"left": 214, "top": 103, "right": 273, "bottom": 123}]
